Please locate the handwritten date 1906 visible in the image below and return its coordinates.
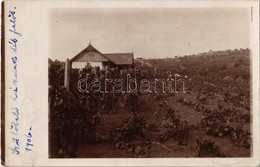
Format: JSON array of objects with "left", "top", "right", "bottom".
[{"left": 25, "top": 126, "right": 33, "bottom": 152}]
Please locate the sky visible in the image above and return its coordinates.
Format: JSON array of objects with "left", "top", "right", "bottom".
[{"left": 50, "top": 7, "right": 250, "bottom": 61}]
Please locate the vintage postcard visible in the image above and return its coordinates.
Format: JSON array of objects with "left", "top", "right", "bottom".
[{"left": 2, "top": 0, "right": 260, "bottom": 166}]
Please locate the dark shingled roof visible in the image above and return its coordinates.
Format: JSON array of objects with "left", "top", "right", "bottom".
[
  {"left": 82, "top": 44, "right": 101, "bottom": 53},
  {"left": 70, "top": 43, "right": 107, "bottom": 62},
  {"left": 71, "top": 43, "right": 134, "bottom": 65},
  {"left": 104, "top": 53, "right": 133, "bottom": 65}
]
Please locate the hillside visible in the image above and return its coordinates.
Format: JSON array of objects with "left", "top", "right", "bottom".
[{"left": 135, "top": 48, "right": 250, "bottom": 80}]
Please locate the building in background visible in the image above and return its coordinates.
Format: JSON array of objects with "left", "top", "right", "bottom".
[{"left": 70, "top": 43, "right": 134, "bottom": 70}]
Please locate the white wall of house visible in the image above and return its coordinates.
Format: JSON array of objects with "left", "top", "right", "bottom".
[{"left": 71, "top": 62, "right": 104, "bottom": 69}]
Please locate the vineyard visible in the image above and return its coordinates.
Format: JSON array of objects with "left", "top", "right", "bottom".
[{"left": 49, "top": 49, "right": 251, "bottom": 158}]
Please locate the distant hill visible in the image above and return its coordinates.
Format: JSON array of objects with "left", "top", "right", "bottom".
[{"left": 135, "top": 48, "right": 250, "bottom": 80}]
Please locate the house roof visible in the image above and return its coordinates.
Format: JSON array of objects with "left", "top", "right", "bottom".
[
  {"left": 71, "top": 43, "right": 134, "bottom": 65},
  {"left": 70, "top": 43, "right": 108, "bottom": 62},
  {"left": 104, "top": 53, "right": 133, "bottom": 65}
]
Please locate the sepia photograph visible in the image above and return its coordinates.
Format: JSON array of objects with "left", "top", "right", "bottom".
[{"left": 48, "top": 7, "right": 252, "bottom": 158}]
